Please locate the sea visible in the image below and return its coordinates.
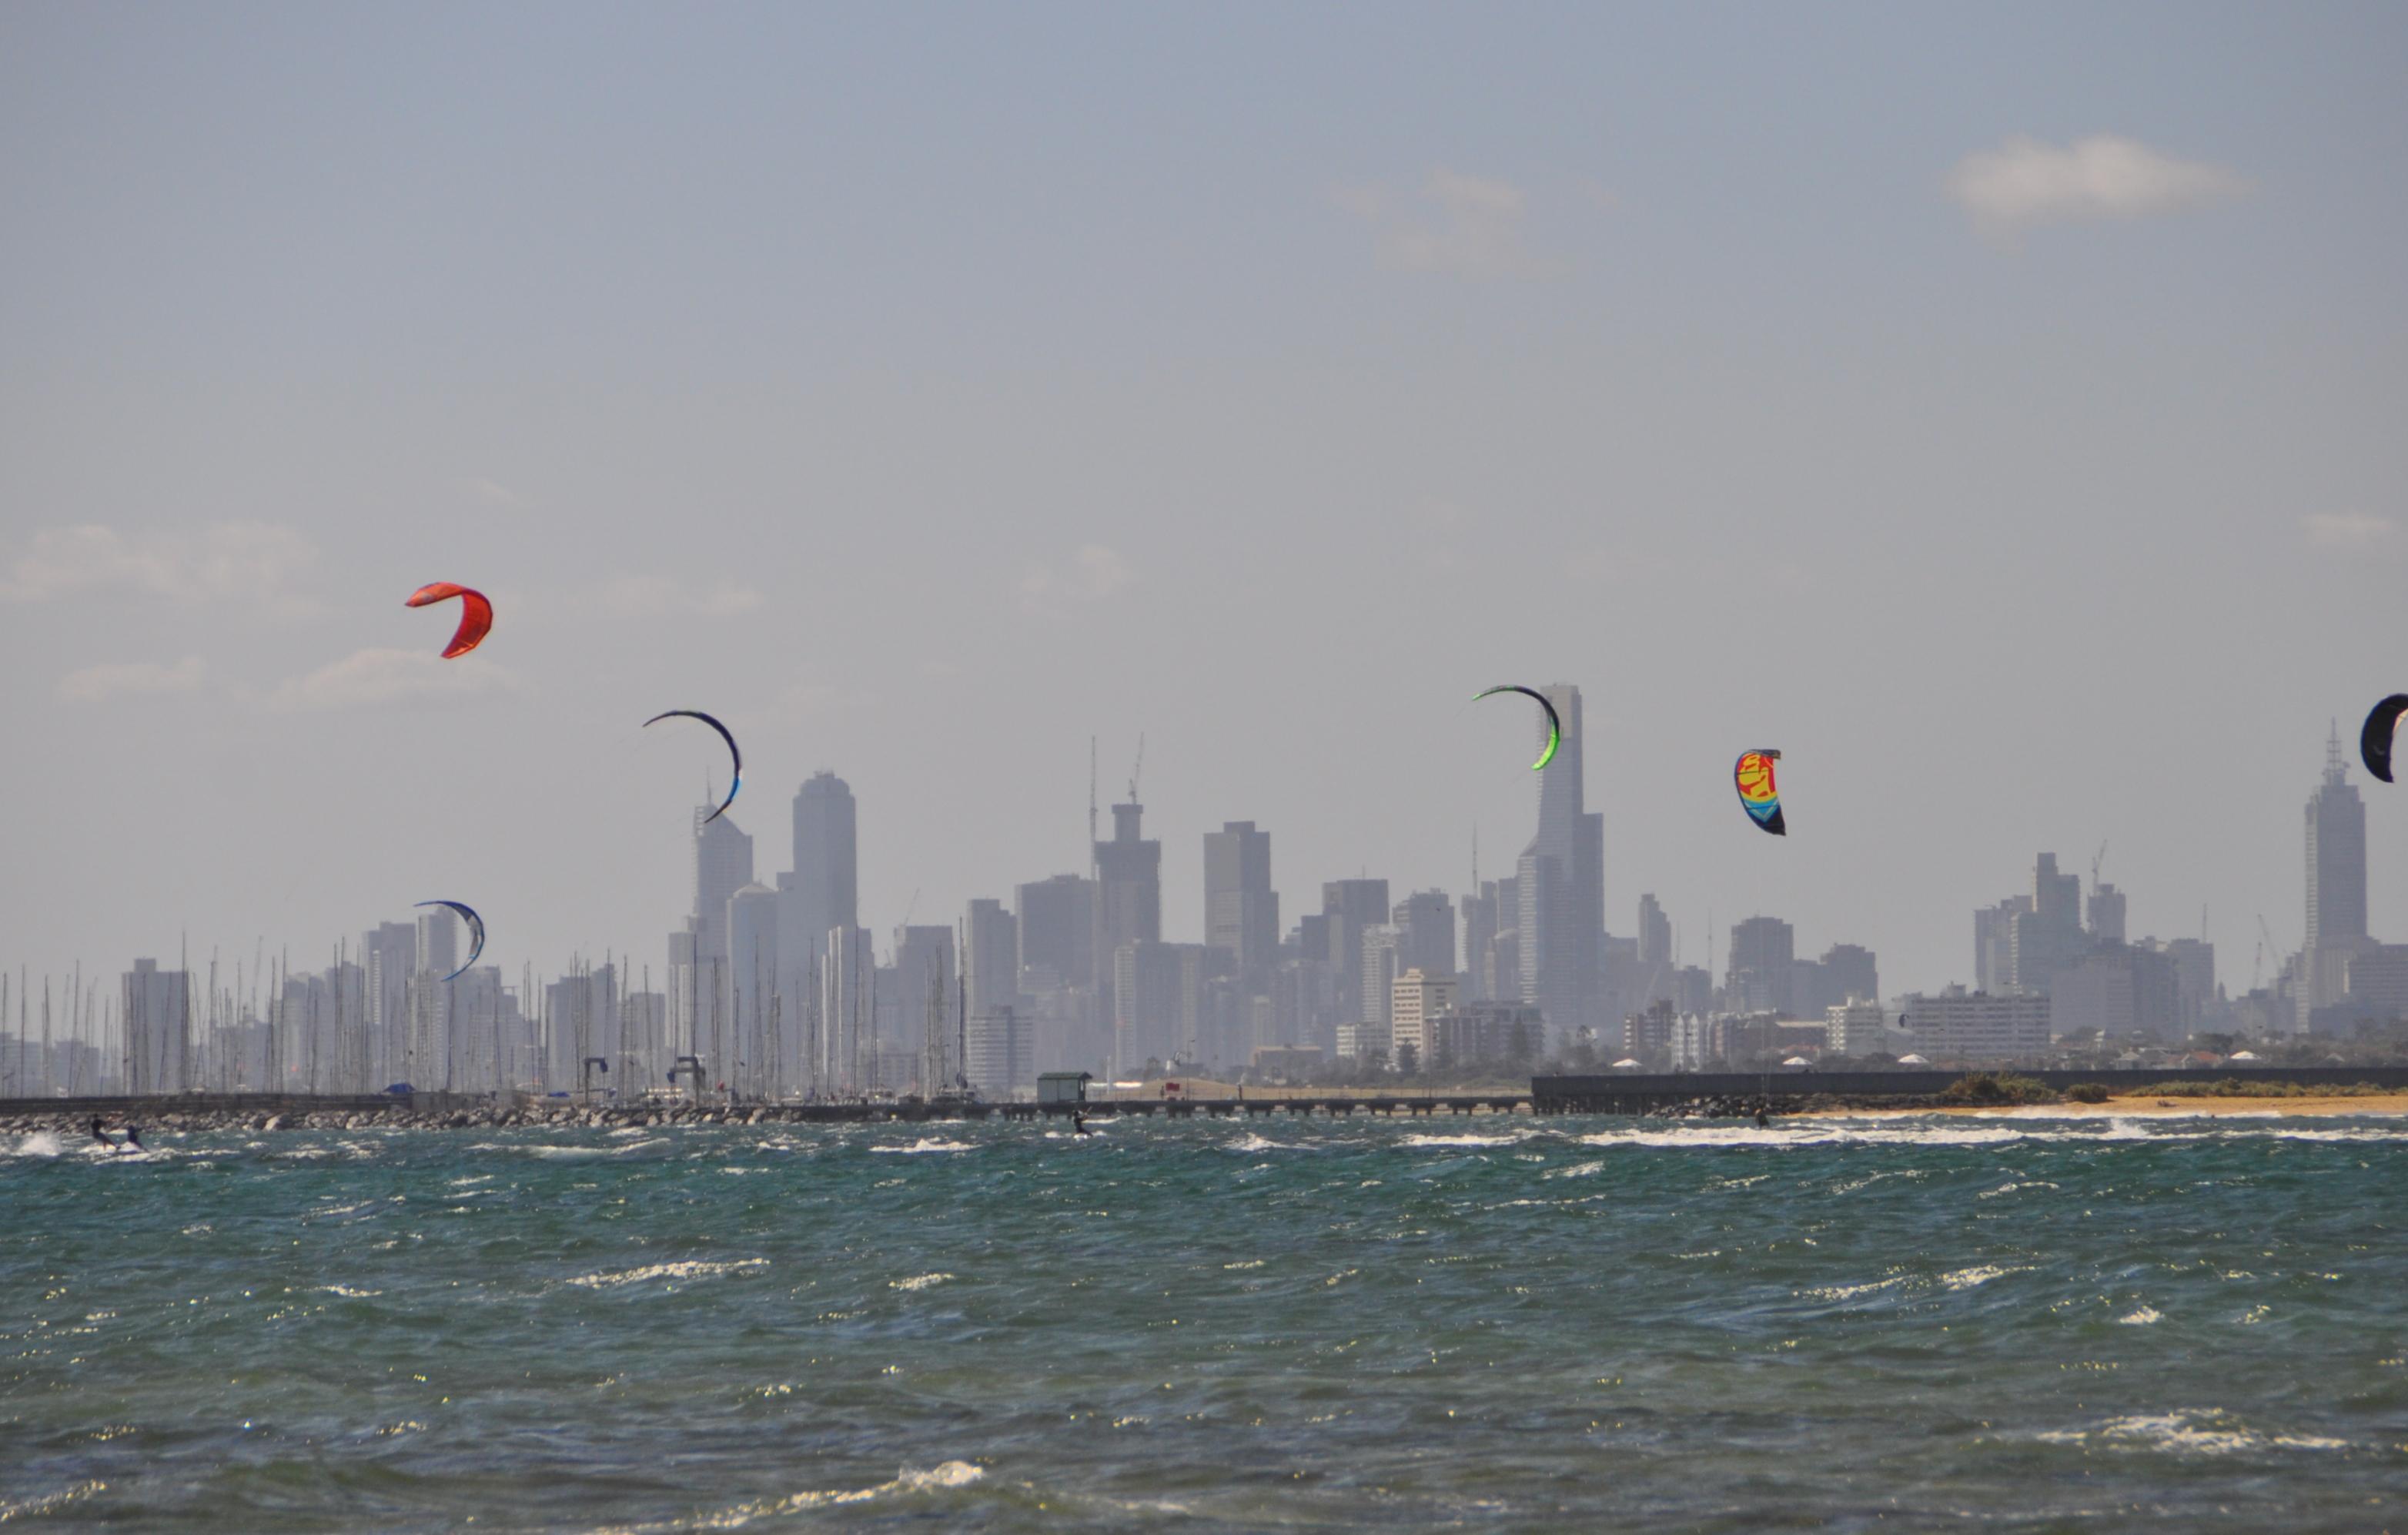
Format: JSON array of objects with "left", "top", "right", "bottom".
[{"left": 3, "top": 1111, "right": 2405, "bottom": 1532}]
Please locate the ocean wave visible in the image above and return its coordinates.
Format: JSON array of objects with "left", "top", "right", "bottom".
[
  {"left": 889, "top": 1272, "right": 954, "bottom": 1292},
  {"left": 868, "top": 1139, "right": 975, "bottom": 1155},
  {"left": 8, "top": 1131, "right": 66, "bottom": 1159},
  {"left": 527, "top": 1138, "right": 667, "bottom": 1159},
  {"left": 1938, "top": 1264, "right": 2028, "bottom": 1291},
  {"left": 2119, "top": 1306, "right": 2162, "bottom": 1326},
  {"left": 567, "top": 1258, "right": 769, "bottom": 1289},
  {"left": 2036, "top": 1410, "right": 2349, "bottom": 1457},
  {"left": 1398, "top": 1132, "right": 1523, "bottom": 1148},
  {"left": 602, "top": 1460, "right": 985, "bottom": 1530}
]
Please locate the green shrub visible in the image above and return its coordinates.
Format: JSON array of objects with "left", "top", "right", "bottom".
[
  {"left": 2065, "top": 1082, "right": 2112, "bottom": 1104},
  {"left": 1938, "top": 1072, "right": 2059, "bottom": 1105}
]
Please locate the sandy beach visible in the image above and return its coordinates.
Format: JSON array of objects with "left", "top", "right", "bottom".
[{"left": 1803, "top": 1092, "right": 2408, "bottom": 1119}]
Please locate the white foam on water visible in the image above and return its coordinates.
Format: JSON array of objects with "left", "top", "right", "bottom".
[
  {"left": 890, "top": 1272, "right": 954, "bottom": 1292},
  {"left": 1800, "top": 1273, "right": 1913, "bottom": 1303},
  {"left": 2119, "top": 1306, "right": 2162, "bottom": 1326},
  {"left": 10, "top": 1131, "right": 65, "bottom": 1158},
  {"left": 2037, "top": 1410, "right": 2348, "bottom": 1457},
  {"left": 319, "top": 1284, "right": 383, "bottom": 1298},
  {"left": 1938, "top": 1264, "right": 2028, "bottom": 1291},
  {"left": 567, "top": 1258, "right": 769, "bottom": 1289},
  {"left": 528, "top": 1138, "right": 667, "bottom": 1159},
  {"left": 869, "top": 1138, "right": 975, "bottom": 1155},
  {"left": 1398, "top": 1132, "right": 1523, "bottom": 1148},
  {"left": 1222, "top": 1132, "right": 1306, "bottom": 1152},
  {"left": 609, "top": 1460, "right": 986, "bottom": 1530}
]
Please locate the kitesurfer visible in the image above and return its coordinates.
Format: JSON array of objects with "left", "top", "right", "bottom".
[
  {"left": 123, "top": 1124, "right": 144, "bottom": 1150},
  {"left": 1072, "top": 1111, "right": 1092, "bottom": 1136},
  {"left": 89, "top": 1117, "right": 113, "bottom": 1151}
]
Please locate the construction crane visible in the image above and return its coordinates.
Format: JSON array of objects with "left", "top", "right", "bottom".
[
  {"left": 2090, "top": 840, "right": 2109, "bottom": 891},
  {"left": 1127, "top": 733, "right": 1145, "bottom": 804},
  {"left": 2254, "top": 913, "right": 2286, "bottom": 992}
]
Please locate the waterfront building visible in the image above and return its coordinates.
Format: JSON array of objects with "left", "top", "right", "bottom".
[
  {"left": 1824, "top": 1001, "right": 1892, "bottom": 1057},
  {"left": 1898, "top": 986, "right": 2052, "bottom": 1060}
]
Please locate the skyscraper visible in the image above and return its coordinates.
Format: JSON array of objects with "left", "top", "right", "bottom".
[
  {"left": 1725, "top": 916, "right": 1795, "bottom": 1015},
  {"left": 1393, "top": 890, "right": 1457, "bottom": 980},
  {"left": 121, "top": 958, "right": 186, "bottom": 1095},
  {"left": 1321, "top": 878, "right": 1390, "bottom": 1029},
  {"left": 1202, "top": 821, "right": 1278, "bottom": 982},
  {"left": 1016, "top": 874, "right": 1095, "bottom": 988},
  {"left": 777, "top": 772, "right": 856, "bottom": 1022},
  {"left": 1517, "top": 683, "right": 1604, "bottom": 1044},
  {"left": 965, "top": 898, "right": 1019, "bottom": 1020},
  {"left": 1637, "top": 894, "right": 1672, "bottom": 967},
  {"left": 2304, "top": 725, "right": 2370, "bottom": 1024},
  {"left": 1092, "top": 800, "right": 1161, "bottom": 1028}
]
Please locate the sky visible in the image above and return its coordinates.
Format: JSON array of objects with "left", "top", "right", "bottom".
[{"left": 4, "top": 2, "right": 2406, "bottom": 1003}]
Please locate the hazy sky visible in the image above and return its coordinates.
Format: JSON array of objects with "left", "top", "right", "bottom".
[{"left": 5, "top": 2, "right": 2405, "bottom": 1002}]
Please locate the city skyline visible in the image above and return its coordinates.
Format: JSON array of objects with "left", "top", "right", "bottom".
[{"left": 10, "top": 714, "right": 2398, "bottom": 1099}]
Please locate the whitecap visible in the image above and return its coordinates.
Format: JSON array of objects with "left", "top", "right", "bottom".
[
  {"left": 1938, "top": 1264, "right": 2028, "bottom": 1291},
  {"left": 10, "top": 1132, "right": 65, "bottom": 1159},
  {"left": 1399, "top": 1132, "right": 1522, "bottom": 1148},
  {"left": 567, "top": 1258, "right": 769, "bottom": 1289},
  {"left": 889, "top": 1272, "right": 954, "bottom": 1292},
  {"left": 2119, "top": 1306, "right": 2162, "bottom": 1326},
  {"left": 868, "top": 1139, "right": 974, "bottom": 1155},
  {"left": 607, "top": 1460, "right": 985, "bottom": 1530}
]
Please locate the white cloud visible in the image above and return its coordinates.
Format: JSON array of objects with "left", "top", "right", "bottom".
[
  {"left": 0, "top": 521, "right": 320, "bottom": 610},
  {"left": 267, "top": 647, "right": 520, "bottom": 711},
  {"left": 572, "top": 575, "right": 765, "bottom": 619},
  {"left": 1019, "top": 543, "right": 1135, "bottom": 616},
  {"left": 2306, "top": 512, "right": 2395, "bottom": 547},
  {"left": 1946, "top": 135, "right": 2249, "bottom": 232},
  {"left": 1341, "top": 168, "right": 1564, "bottom": 279},
  {"left": 55, "top": 656, "right": 209, "bottom": 704}
]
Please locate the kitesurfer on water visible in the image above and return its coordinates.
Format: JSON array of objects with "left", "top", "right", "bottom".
[
  {"left": 1072, "top": 1112, "right": 1092, "bottom": 1136},
  {"left": 123, "top": 1124, "right": 144, "bottom": 1150},
  {"left": 89, "top": 1117, "right": 113, "bottom": 1150}
]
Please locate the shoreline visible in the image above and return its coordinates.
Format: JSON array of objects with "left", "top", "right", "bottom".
[{"left": 1795, "top": 1092, "right": 2408, "bottom": 1119}]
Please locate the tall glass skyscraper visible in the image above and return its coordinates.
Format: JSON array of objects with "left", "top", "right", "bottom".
[{"left": 2303, "top": 725, "right": 2369, "bottom": 1025}]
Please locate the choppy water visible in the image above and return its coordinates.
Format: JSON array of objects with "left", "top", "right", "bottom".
[{"left": 4, "top": 1112, "right": 2406, "bottom": 1532}]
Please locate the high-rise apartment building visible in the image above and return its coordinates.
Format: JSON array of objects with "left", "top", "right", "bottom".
[
  {"left": 1202, "top": 822, "right": 1279, "bottom": 982},
  {"left": 1517, "top": 683, "right": 1604, "bottom": 1045},
  {"left": 1390, "top": 968, "right": 1460, "bottom": 1063}
]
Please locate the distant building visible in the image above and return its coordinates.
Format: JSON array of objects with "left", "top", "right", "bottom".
[
  {"left": 1336, "top": 1019, "right": 1391, "bottom": 1064},
  {"left": 1424, "top": 1003, "right": 1542, "bottom": 1070},
  {"left": 1818, "top": 944, "right": 1879, "bottom": 1007},
  {"left": 2303, "top": 727, "right": 2370, "bottom": 1028},
  {"left": 122, "top": 958, "right": 188, "bottom": 1095},
  {"left": 1016, "top": 874, "right": 1095, "bottom": 989},
  {"left": 965, "top": 898, "right": 1018, "bottom": 1021},
  {"left": 1392, "top": 890, "right": 1457, "bottom": 982},
  {"left": 1899, "top": 986, "right": 2052, "bottom": 1060},
  {"left": 1517, "top": 684, "right": 1604, "bottom": 1046},
  {"left": 1249, "top": 1044, "right": 1324, "bottom": 1081},
  {"left": 777, "top": 772, "right": 857, "bottom": 1018},
  {"left": 965, "top": 1005, "right": 1030, "bottom": 1098},
  {"left": 2088, "top": 883, "right": 2128, "bottom": 945},
  {"left": 1112, "top": 940, "right": 1206, "bottom": 1073},
  {"left": 1637, "top": 893, "right": 1672, "bottom": 967},
  {"left": 1824, "top": 1001, "right": 1892, "bottom": 1057},
  {"left": 1359, "top": 925, "right": 1402, "bottom": 1031},
  {"left": 1725, "top": 917, "right": 1795, "bottom": 1015},
  {"left": 1202, "top": 822, "right": 1279, "bottom": 983},
  {"left": 1094, "top": 801, "right": 1162, "bottom": 1029},
  {"left": 1322, "top": 878, "right": 1390, "bottom": 1031},
  {"left": 1390, "top": 968, "right": 1460, "bottom": 1062}
]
